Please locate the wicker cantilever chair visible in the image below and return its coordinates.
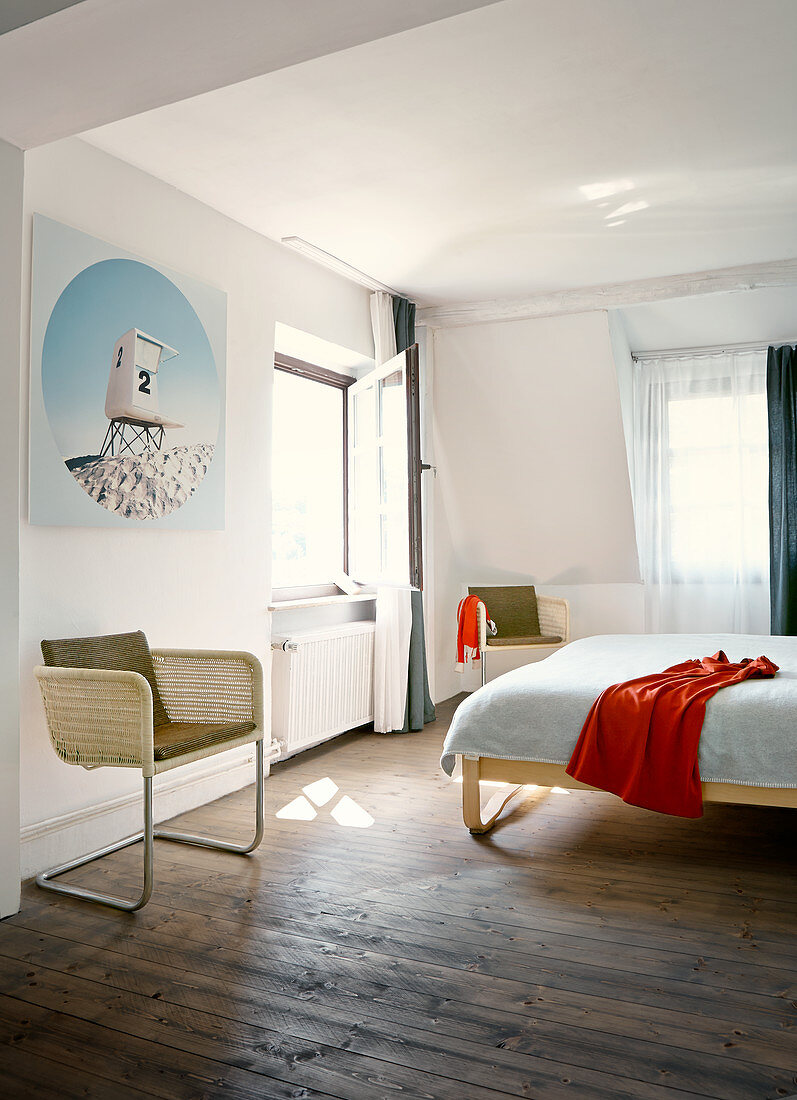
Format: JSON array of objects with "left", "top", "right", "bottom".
[
  {"left": 468, "top": 586, "right": 570, "bottom": 687},
  {"left": 35, "top": 631, "right": 274, "bottom": 912}
]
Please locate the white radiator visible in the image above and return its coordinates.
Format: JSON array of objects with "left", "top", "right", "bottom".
[{"left": 271, "top": 621, "right": 375, "bottom": 758}]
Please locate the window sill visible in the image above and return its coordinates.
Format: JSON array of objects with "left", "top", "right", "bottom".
[{"left": 268, "top": 593, "right": 377, "bottom": 612}]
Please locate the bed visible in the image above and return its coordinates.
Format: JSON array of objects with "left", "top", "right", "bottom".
[{"left": 440, "top": 634, "right": 797, "bottom": 833}]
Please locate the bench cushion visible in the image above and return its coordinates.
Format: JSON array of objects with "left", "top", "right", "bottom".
[
  {"left": 486, "top": 635, "right": 562, "bottom": 647},
  {"left": 468, "top": 585, "right": 541, "bottom": 638}
]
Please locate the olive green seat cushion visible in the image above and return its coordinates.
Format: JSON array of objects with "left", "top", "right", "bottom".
[
  {"left": 468, "top": 586, "right": 561, "bottom": 647},
  {"left": 153, "top": 720, "right": 257, "bottom": 760}
]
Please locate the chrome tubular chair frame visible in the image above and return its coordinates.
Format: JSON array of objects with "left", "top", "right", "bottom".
[
  {"left": 36, "top": 738, "right": 266, "bottom": 913},
  {"left": 35, "top": 647, "right": 270, "bottom": 913}
]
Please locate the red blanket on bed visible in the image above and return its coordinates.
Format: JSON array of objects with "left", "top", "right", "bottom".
[{"left": 565, "top": 651, "right": 778, "bottom": 818}]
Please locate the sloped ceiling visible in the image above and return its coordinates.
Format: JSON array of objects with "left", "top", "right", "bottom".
[
  {"left": 0, "top": 0, "right": 499, "bottom": 148},
  {"left": 80, "top": 0, "right": 797, "bottom": 305}
]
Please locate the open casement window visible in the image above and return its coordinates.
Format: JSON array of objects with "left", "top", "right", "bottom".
[
  {"left": 348, "top": 345, "right": 422, "bottom": 588},
  {"left": 272, "top": 353, "right": 354, "bottom": 589}
]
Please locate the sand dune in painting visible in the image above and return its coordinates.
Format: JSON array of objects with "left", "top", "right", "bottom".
[{"left": 67, "top": 443, "right": 215, "bottom": 520}]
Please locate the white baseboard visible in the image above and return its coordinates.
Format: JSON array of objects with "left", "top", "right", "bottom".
[{"left": 20, "top": 746, "right": 262, "bottom": 879}]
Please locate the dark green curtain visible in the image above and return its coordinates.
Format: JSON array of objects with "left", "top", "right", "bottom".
[
  {"left": 401, "top": 590, "right": 436, "bottom": 731},
  {"left": 768, "top": 344, "right": 797, "bottom": 634},
  {"left": 391, "top": 294, "right": 434, "bottom": 730},
  {"left": 393, "top": 296, "right": 416, "bottom": 354}
]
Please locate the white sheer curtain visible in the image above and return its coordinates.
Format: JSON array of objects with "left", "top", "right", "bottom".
[
  {"left": 370, "top": 291, "right": 397, "bottom": 366},
  {"left": 632, "top": 348, "right": 770, "bottom": 634},
  {"left": 373, "top": 586, "right": 412, "bottom": 733},
  {"left": 369, "top": 294, "right": 412, "bottom": 731}
]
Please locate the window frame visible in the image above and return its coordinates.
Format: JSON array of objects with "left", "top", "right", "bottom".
[
  {"left": 347, "top": 345, "right": 423, "bottom": 589},
  {"left": 272, "top": 352, "right": 355, "bottom": 585}
]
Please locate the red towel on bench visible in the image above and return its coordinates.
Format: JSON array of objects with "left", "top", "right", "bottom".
[
  {"left": 455, "top": 595, "right": 490, "bottom": 672},
  {"left": 565, "top": 651, "right": 778, "bottom": 818}
]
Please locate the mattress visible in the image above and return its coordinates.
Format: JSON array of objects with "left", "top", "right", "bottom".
[{"left": 440, "top": 634, "right": 797, "bottom": 789}]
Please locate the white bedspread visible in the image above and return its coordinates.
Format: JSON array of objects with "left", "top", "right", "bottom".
[{"left": 440, "top": 634, "right": 797, "bottom": 788}]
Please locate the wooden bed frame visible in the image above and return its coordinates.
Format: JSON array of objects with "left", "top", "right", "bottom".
[{"left": 461, "top": 754, "right": 797, "bottom": 834}]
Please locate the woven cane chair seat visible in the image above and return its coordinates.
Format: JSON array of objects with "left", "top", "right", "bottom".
[{"left": 34, "top": 631, "right": 270, "bottom": 912}]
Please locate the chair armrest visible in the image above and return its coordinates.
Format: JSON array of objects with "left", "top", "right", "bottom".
[
  {"left": 537, "top": 596, "right": 570, "bottom": 643},
  {"left": 34, "top": 666, "right": 154, "bottom": 774},
  {"left": 151, "top": 649, "right": 264, "bottom": 731}
]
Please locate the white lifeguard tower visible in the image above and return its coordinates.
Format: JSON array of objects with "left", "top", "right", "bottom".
[{"left": 100, "top": 328, "right": 183, "bottom": 458}]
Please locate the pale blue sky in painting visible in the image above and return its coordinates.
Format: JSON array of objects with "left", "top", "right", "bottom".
[{"left": 42, "top": 258, "right": 219, "bottom": 459}]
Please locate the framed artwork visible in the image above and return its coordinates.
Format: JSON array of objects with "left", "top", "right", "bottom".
[{"left": 29, "top": 214, "right": 226, "bottom": 529}]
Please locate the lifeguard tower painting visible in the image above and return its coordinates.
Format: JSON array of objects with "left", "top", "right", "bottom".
[
  {"left": 30, "top": 215, "right": 225, "bottom": 529},
  {"left": 100, "top": 328, "right": 182, "bottom": 458}
]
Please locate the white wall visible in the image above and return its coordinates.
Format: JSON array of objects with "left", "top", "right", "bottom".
[
  {"left": 20, "top": 137, "right": 373, "bottom": 877},
  {"left": 607, "top": 310, "right": 635, "bottom": 493},
  {"left": 431, "top": 310, "right": 643, "bottom": 700},
  {"left": 430, "top": 288, "right": 797, "bottom": 701},
  {"left": 0, "top": 139, "right": 23, "bottom": 917}
]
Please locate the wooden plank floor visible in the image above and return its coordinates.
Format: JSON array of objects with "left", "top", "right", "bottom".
[{"left": 2, "top": 695, "right": 796, "bottom": 1099}]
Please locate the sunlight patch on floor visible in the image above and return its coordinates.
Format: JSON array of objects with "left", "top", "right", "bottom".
[
  {"left": 275, "top": 794, "right": 317, "bottom": 820},
  {"left": 330, "top": 795, "right": 375, "bottom": 829},
  {"left": 303, "top": 777, "right": 339, "bottom": 807},
  {"left": 275, "top": 777, "right": 375, "bottom": 827},
  {"left": 453, "top": 776, "right": 539, "bottom": 791}
]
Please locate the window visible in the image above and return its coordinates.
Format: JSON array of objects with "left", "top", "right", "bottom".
[
  {"left": 632, "top": 347, "right": 769, "bottom": 633},
  {"left": 271, "top": 355, "right": 352, "bottom": 588},
  {"left": 271, "top": 346, "right": 423, "bottom": 592},
  {"left": 666, "top": 383, "right": 768, "bottom": 580},
  {"left": 348, "top": 347, "right": 423, "bottom": 587}
]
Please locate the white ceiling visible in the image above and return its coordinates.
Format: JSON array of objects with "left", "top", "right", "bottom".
[
  {"left": 0, "top": 0, "right": 496, "bottom": 148},
  {"left": 0, "top": 1, "right": 84, "bottom": 37},
  {"left": 82, "top": 0, "right": 797, "bottom": 306}
]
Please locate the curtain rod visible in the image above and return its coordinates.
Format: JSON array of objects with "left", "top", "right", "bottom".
[
  {"left": 633, "top": 337, "right": 797, "bottom": 361},
  {"left": 280, "top": 236, "right": 405, "bottom": 298}
]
